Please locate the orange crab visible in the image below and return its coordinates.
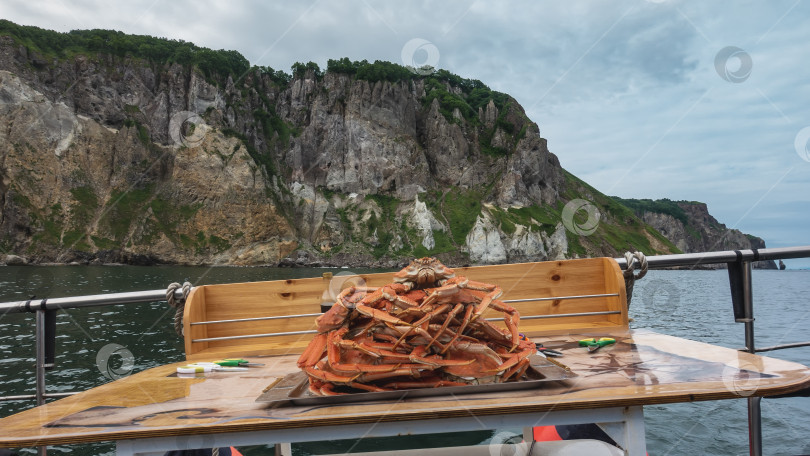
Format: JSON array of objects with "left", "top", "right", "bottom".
[{"left": 297, "top": 257, "right": 536, "bottom": 395}]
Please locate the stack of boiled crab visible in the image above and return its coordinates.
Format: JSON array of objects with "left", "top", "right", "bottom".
[{"left": 298, "top": 257, "right": 536, "bottom": 396}]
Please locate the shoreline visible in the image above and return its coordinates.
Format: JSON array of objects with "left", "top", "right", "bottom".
[{"left": 0, "top": 255, "right": 789, "bottom": 270}]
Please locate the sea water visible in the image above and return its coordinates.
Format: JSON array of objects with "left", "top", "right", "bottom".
[{"left": 0, "top": 266, "right": 808, "bottom": 455}]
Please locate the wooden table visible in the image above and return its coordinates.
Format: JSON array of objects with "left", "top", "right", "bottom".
[{"left": 1, "top": 330, "right": 809, "bottom": 455}]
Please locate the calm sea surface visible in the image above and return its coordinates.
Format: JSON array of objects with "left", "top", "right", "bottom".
[{"left": 1, "top": 266, "right": 809, "bottom": 455}]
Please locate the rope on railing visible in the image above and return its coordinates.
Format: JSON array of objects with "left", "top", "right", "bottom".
[
  {"left": 166, "top": 282, "right": 192, "bottom": 337},
  {"left": 622, "top": 251, "right": 648, "bottom": 308}
]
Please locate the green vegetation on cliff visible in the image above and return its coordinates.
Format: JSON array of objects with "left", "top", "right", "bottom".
[
  {"left": 610, "top": 196, "right": 710, "bottom": 240},
  {"left": 610, "top": 197, "right": 692, "bottom": 225},
  {"left": 326, "top": 58, "right": 512, "bottom": 126},
  {"left": 564, "top": 172, "right": 681, "bottom": 256},
  {"left": 0, "top": 19, "right": 515, "bottom": 119},
  {"left": 0, "top": 20, "right": 249, "bottom": 83}
]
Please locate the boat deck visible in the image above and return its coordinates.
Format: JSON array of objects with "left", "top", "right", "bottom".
[
  {"left": 3, "top": 255, "right": 810, "bottom": 455},
  {"left": 1, "top": 329, "right": 808, "bottom": 449}
]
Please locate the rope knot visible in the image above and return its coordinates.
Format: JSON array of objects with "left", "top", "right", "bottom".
[
  {"left": 166, "top": 281, "right": 192, "bottom": 337},
  {"left": 622, "top": 251, "right": 648, "bottom": 308}
]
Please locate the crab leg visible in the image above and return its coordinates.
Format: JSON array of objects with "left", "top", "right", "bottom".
[
  {"left": 327, "top": 330, "right": 407, "bottom": 374},
  {"left": 304, "top": 365, "right": 359, "bottom": 384},
  {"left": 455, "top": 278, "right": 500, "bottom": 293},
  {"left": 470, "top": 286, "right": 504, "bottom": 320},
  {"left": 439, "top": 305, "right": 474, "bottom": 354},
  {"left": 355, "top": 367, "right": 424, "bottom": 383},
  {"left": 355, "top": 303, "right": 413, "bottom": 326},
  {"left": 485, "top": 299, "right": 521, "bottom": 351},
  {"left": 419, "top": 283, "right": 460, "bottom": 309},
  {"left": 466, "top": 318, "right": 512, "bottom": 348},
  {"left": 483, "top": 344, "right": 534, "bottom": 374},
  {"left": 360, "top": 285, "right": 421, "bottom": 309},
  {"left": 298, "top": 332, "right": 328, "bottom": 368},
  {"left": 337, "top": 340, "right": 456, "bottom": 368},
  {"left": 347, "top": 382, "right": 390, "bottom": 392},
  {"left": 425, "top": 303, "right": 464, "bottom": 350},
  {"left": 372, "top": 333, "right": 414, "bottom": 350},
  {"left": 308, "top": 378, "right": 325, "bottom": 395},
  {"left": 392, "top": 303, "right": 452, "bottom": 349},
  {"left": 319, "top": 382, "right": 344, "bottom": 396},
  {"left": 500, "top": 357, "right": 531, "bottom": 382}
]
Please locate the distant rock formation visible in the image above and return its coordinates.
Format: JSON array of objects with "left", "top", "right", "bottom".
[{"left": 614, "top": 198, "right": 777, "bottom": 269}]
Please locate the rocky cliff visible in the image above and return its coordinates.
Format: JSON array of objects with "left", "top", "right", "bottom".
[
  {"left": 0, "top": 22, "right": 758, "bottom": 267},
  {"left": 613, "top": 198, "right": 776, "bottom": 269}
]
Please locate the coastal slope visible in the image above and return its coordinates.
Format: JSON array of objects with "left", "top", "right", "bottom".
[{"left": 0, "top": 21, "right": 769, "bottom": 266}]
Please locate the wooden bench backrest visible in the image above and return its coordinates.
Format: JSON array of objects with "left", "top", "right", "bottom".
[{"left": 183, "top": 257, "right": 628, "bottom": 361}]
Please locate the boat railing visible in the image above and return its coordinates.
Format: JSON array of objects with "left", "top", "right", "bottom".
[{"left": 1, "top": 245, "right": 810, "bottom": 456}]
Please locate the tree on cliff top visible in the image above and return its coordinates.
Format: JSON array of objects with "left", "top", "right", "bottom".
[{"left": 0, "top": 19, "right": 250, "bottom": 83}]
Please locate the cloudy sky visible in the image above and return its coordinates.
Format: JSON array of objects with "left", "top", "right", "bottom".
[{"left": 3, "top": 0, "right": 809, "bottom": 267}]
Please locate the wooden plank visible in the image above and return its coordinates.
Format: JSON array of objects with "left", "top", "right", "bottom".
[
  {"left": 603, "top": 257, "right": 629, "bottom": 327},
  {"left": 186, "top": 342, "right": 313, "bottom": 361},
  {"left": 183, "top": 258, "right": 629, "bottom": 359},
  {"left": 183, "top": 286, "right": 208, "bottom": 356},
  {"left": 1, "top": 330, "right": 809, "bottom": 448}
]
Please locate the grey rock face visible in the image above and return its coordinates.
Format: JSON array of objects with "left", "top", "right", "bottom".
[
  {"left": 465, "top": 210, "right": 564, "bottom": 265},
  {"left": 544, "top": 223, "right": 569, "bottom": 261},
  {"left": 466, "top": 215, "right": 507, "bottom": 264},
  {"left": 505, "top": 225, "right": 548, "bottom": 262},
  {"left": 640, "top": 202, "right": 777, "bottom": 269},
  {"left": 4, "top": 254, "right": 27, "bottom": 265},
  {"left": 0, "top": 36, "right": 771, "bottom": 267},
  {"left": 409, "top": 195, "right": 445, "bottom": 250}
]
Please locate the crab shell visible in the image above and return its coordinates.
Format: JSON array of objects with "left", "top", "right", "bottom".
[{"left": 393, "top": 257, "right": 455, "bottom": 289}]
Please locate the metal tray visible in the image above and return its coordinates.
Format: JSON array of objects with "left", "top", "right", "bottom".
[{"left": 256, "top": 355, "right": 575, "bottom": 407}]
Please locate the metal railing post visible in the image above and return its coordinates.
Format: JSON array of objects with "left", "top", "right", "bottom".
[
  {"left": 739, "top": 261, "right": 762, "bottom": 456},
  {"left": 746, "top": 282, "right": 761, "bottom": 456},
  {"left": 740, "top": 261, "right": 762, "bottom": 456},
  {"left": 35, "top": 310, "right": 46, "bottom": 406},
  {"left": 728, "top": 259, "right": 762, "bottom": 456},
  {"left": 741, "top": 260, "right": 755, "bottom": 353},
  {"left": 35, "top": 309, "right": 47, "bottom": 456},
  {"left": 748, "top": 396, "right": 762, "bottom": 456}
]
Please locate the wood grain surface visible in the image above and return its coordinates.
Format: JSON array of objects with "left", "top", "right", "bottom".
[
  {"left": 1, "top": 330, "right": 808, "bottom": 448},
  {"left": 184, "top": 258, "right": 628, "bottom": 360}
]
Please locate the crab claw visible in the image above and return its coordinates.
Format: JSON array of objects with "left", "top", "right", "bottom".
[{"left": 355, "top": 304, "right": 412, "bottom": 327}]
